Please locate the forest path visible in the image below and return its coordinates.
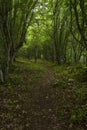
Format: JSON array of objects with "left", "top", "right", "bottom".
[{"left": 0, "top": 59, "right": 87, "bottom": 130}]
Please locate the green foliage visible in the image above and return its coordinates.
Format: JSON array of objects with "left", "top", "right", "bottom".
[
  {"left": 68, "top": 65, "right": 87, "bottom": 82},
  {"left": 75, "top": 87, "right": 87, "bottom": 102},
  {"left": 16, "top": 0, "right": 87, "bottom": 65},
  {"left": 71, "top": 105, "right": 87, "bottom": 121}
]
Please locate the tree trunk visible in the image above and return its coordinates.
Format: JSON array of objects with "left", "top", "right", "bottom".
[
  {"left": 6, "top": 47, "right": 11, "bottom": 79},
  {"left": 0, "top": 69, "right": 4, "bottom": 83},
  {"left": 35, "top": 46, "right": 38, "bottom": 63},
  {"left": 53, "top": 42, "right": 56, "bottom": 62}
]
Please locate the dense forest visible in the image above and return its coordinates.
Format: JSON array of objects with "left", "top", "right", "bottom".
[{"left": 0, "top": 0, "right": 87, "bottom": 130}]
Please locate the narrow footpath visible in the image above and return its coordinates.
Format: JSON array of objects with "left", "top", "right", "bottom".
[{"left": 0, "top": 59, "right": 87, "bottom": 130}]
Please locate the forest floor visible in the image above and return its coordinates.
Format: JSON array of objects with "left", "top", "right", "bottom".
[{"left": 0, "top": 58, "right": 87, "bottom": 130}]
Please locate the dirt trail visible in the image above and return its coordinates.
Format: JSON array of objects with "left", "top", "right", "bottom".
[
  {"left": 22, "top": 64, "right": 60, "bottom": 130},
  {"left": 0, "top": 61, "right": 86, "bottom": 130}
]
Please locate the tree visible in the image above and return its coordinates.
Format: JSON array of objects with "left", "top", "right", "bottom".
[
  {"left": 0, "top": 0, "right": 38, "bottom": 82},
  {"left": 70, "top": 0, "right": 87, "bottom": 49}
]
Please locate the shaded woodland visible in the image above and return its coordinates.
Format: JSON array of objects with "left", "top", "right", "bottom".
[
  {"left": 0, "top": 0, "right": 87, "bottom": 80},
  {"left": 0, "top": 0, "right": 87, "bottom": 130}
]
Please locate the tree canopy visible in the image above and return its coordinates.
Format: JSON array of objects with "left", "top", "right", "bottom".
[{"left": 0, "top": 0, "right": 87, "bottom": 81}]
